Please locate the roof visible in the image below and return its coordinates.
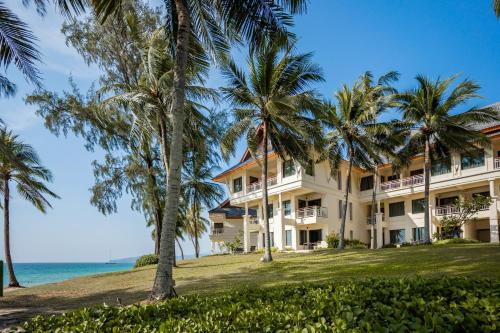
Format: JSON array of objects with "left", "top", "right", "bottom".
[
  {"left": 209, "top": 199, "right": 257, "bottom": 218},
  {"left": 472, "top": 102, "right": 500, "bottom": 131}
]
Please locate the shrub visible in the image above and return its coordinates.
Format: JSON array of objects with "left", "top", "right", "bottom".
[
  {"left": 382, "top": 243, "right": 397, "bottom": 248},
  {"left": 434, "top": 238, "right": 480, "bottom": 245},
  {"left": 134, "top": 254, "right": 158, "bottom": 268},
  {"left": 345, "top": 239, "right": 367, "bottom": 249},
  {"left": 326, "top": 232, "right": 340, "bottom": 248},
  {"left": 22, "top": 278, "right": 500, "bottom": 332}
]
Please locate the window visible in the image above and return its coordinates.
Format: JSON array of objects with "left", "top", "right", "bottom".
[
  {"left": 348, "top": 177, "right": 352, "bottom": 193},
  {"left": 233, "top": 177, "right": 242, "bottom": 192},
  {"left": 285, "top": 230, "right": 292, "bottom": 246},
  {"left": 461, "top": 150, "right": 485, "bottom": 170},
  {"left": 412, "top": 198, "right": 425, "bottom": 214},
  {"left": 267, "top": 204, "right": 274, "bottom": 218},
  {"left": 389, "top": 201, "right": 405, "bottom": 217},
  {"left": 473, "top": 191, "right": 490, "bottom": 199},
  {"left": 338, "top": 200, "right": 343, "bottom": 219},
  {"left": 439, "top": 196, "right": 458, "bottom": 206},
  {"left": 390, "top": 229, "right": 406, "bottom": 244},
  {"left": 410, "top": 169, "right": 423, "bottom": 176},
  {"left": 360, "top": 175, "right": 374, "bottom": 191},
  {"left": 214, "top": 223, "right": 223, "bottom": 229},
  {"left": 282, "top": 159, "right": 296, "bottom": 177},
  {"left": 412, "top": 227, "right": 424, "bottom": 242},
  {"left": 305, "top": 160, "right": 315, "bottom": 176},
  {"left": 283, "top": 200, "right": 291, "bottom": 216},
  {"left": 349, "top": 202, "right": 353, "bottom": 221},
  {"left": 388, "top": 174, "right": 400, "bottom": 181},
  {"left": 431, "top": 158, "right": 451, "bottom": 176},
  {"left": 337, "top": 171, "right": 342, "bottom": 190},
  {"left": 349, "top": 230, "right": 353, "bottom": 240},
  {"left": 269, "top": 232, "right": 274, "bottom": 247},
  {"left": 299, "top": 230, "right": 307, "bottom": 245},
  {"left": 308, "top": 199, "right": 321, "bottom": 207}
]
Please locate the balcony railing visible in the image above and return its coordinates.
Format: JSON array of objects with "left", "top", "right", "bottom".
[
  {"left": 246, "top": 176, "right": 278, "bottom": 193},
  {"left": 495, "top": 157, "right": 500, "bottom": 169},
  {"left": 380, "top": 174, "right": 424, "bottom": 191},
  {"left": 436, "top": 203, "right": 490, "bottom": 216},
  {"left": 248, "top": 217, "right": 259, "bottom": 225},
  {"left": 212, "top": 228, "right": 224, "bottom": 235},
  {"left": 296, "top": 206, "right": 328, "bottom": 219},
  {"left": 366, "top": 213, "right": 384, "bottom": 224}
]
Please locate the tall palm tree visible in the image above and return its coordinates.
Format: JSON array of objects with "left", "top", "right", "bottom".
[
  {"left": 221, "top": 41, "right": 323, "bottom": 262},
  {"left": 0, "top": 128, "right": 59, "bottom": 287},
  {"left": 96, "top": 0, "right": 307, "bottom": 299},
  {"left": 396, "top": 75, "right": 499, "bottom": 244},
  {"left": 495, "top": 0, "right": 500, "bottom": 17},
  {"left": 320, "top": 79, "right": 401, "bottom": 249}
]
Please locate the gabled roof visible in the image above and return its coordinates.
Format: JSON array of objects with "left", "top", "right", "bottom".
[{"left": 209, "top": 199, "right": 257, "bottom": 218}]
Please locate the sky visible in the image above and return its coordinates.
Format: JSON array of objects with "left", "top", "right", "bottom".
[{"left": 0, "top": 0, "right": 499, "bottom": 262}]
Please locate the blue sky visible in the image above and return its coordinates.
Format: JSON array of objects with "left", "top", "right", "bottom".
[{"left": 0, "top": 0, "right": 499, "bottom": 262}]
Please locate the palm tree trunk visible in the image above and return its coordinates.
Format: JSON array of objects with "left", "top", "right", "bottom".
[
  {"left": 261, "top": 121, "right": 272, "bottom": 262},
  {"left": 150, "top": 0, "right": 190, "bottom": 300},
  {"left": 176, "top": 237, "right": 184, "bottom": 260},
  {"left": 3, "top": 176, "right": 19, "bottom": 287},
  {"left": 423, "top": 137, "right": 432, "bottom": 244},
  {"left": 370, "top": 166, "right": 378, "bottom": 249},
  {"left": 338, "top": 146, "right": 353, "bottom": 250},
  {"left": 145, "top": 152, "right": 163, "bottom": 256}
]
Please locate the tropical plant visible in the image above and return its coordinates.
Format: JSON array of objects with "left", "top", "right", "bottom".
[
  {"left": 495, "top": 0, "right": 500, "bottom": 17},
  {"left": 0, "top": 128, "right": 59, "bottom": 287},
  {"left": 134, "top": 254, "right": 159, "bottom": 268},
  {"left": 221, "top": 41, "right": 323, "bottom": 262},
  {"left": 94, "top": 0, "right": 308, "bottom": 299},
  {"left": 396, "top": 74, "right": 499, "bottom": 244}
]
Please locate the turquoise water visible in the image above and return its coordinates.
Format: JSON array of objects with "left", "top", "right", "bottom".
[{"left": 2, "top": 262, "right": 134, "bottom": 287}]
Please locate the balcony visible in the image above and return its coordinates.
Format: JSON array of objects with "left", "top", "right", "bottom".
[
  {"left": 366, "top": 213, "right": 384, "bottom": 224},
  {"left": 296, "top": 206, "right": 327, "bottom": 224},
  {"left": 212, "top": 228, "right": 224, "bottom": 236},
  {"left": 495, "top": 157, "right": 500, "bottom": 169},
  {"left": 246, "top": 176, "right": 278, "bottom": 193},
  {"left": 380, "top": 174, "right": 424, "bottom": 191},
  {"left": 435, "top": 204, "right": 489, "bottom": 216}
]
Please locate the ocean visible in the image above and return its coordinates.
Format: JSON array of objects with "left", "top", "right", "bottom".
[{"left": 1, "top": 262, "right": 134, "bottom": 287}]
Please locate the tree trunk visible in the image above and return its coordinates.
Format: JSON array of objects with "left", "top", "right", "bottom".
[
  {"left": 149, "top": 0, "right": 190, "bottom": 300},
  {"left": 338, "top": 146, "right": 353, "bottom": 250},
  {"left": 176, "top": 237, "right": 184, "bottom": 260},
  {"left": 423, "top": 137, "right": 432, "bottom": 244},
  {"left": 261, "top": 121, "right": 272, "bottom": 262},
  {"left": 144, "top": 151, "right": 163, "bottom": 256},
  {"left": 3, "top": 177, "right": 19, "bottom": 287},
  {"left": 370, "top": 166, "right": 378, "bottom": 249}
]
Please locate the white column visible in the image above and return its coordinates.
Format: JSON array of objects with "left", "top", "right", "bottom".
[
  {"left": 243, "top": 203, "right": 250, "bottom": 252},
  {"left": 275, "top": 193, "right": 285, "bottom": 250},
  {"left": 375, "top": 199, "right": 383, "bottom": 248},
  {"left": 489, "top": 179, "right": 499, "bottom": 243}
]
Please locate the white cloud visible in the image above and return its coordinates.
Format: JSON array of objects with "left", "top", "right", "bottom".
[{"left": 1, "top": 104, "right": 41, "bottom": 132}]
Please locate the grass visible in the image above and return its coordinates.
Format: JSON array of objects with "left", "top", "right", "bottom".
[{"left": 1, "top": 243, "right": 499, "bottom": 328}]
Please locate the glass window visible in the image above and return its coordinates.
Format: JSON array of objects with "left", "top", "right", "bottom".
[
  {"left": 214, "top": 223, "right": 223, "bottom": 229},
  {"left": 233, "top": 177, "right": 242, "bottom": 192},
  {"left": 269, "top": 232, "right": 274, "bottom": 247},
  {"left": 337, "top": 171, "right": 342, "bottom": 190},
  {"left": 360, "top": 175, "right": 374, "bottom": 191},
  {"left": 389, "top": 201, "right": 405, "bottom": 217},
  {"left": 349, "top": 202, "right": 353, "bottom": 221},
  {"left": 348, "top": 177, "right": 351, "bottom": 193},
  {"left": 431, "top": 158, "right": 451, "bottom": 176},
  {"left": 412, "top": 227, "right": 424, "bottom": 242},
  {"left": 473, "top": 191, "right": 490, "bottom": 198},
  {"left": 388, "top": 174, "right": 400, "bottom": 181},
  {"left": 285, "top": 230, "right": 292, "bottom": 246},
  {"left": 299, "top": 230, "right": 307, "bottom": 245},
  {"left": 349, "top": 230, "right": 353, "bottom": 240},
  {"left": 305, "top": 160, "right": 315, "bottom": 176},
  {"left": 410, "top": 169, "right": 423, "bottom": 176},
  {"left": 283, "top": 200, "right": 291, "bottom": 216},
  {"left": 282, "top": 159, "right": 296, "bottom": 177},
  {"left": 412, "top": 198, "right": 425, "bottom": 214},
  {"left": 390, "top": 229, "right": 406, "bottom": 244},
  {"left": 338, "top": 200, "right": 343, "bottom": 219},
  {"left": 267, "top": 204, "right": 274, "bottom": 218},
  {"left": 461, "top": 150, "right": 485, "bottom": 170}
]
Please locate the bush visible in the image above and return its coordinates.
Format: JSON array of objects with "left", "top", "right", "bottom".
[
  {"left": 434, "top": 238, "right": 480, "bottom": 245},
  {"left": 326, "top": 232, "right": 339, "bottom": 248},
  {"left": 22, "top": 277, "right": 500, "bottom": 332},
  {"left": 382, "top": 243, "right": 397, "bottom": 248},
  {"left": 345, "top": 239, "right": 367, "bottom": 249},
  {"left": 134, "top": 254, "right": 158, "bottom": 268}
]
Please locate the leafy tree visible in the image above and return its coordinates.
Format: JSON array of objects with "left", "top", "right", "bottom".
[
  {"left": 0, "top": 128, "right": 59, "bottom": 287},
  {"left": 396, "top": 75, "right": 499, "bottom": 244},
  {"left": 437, "top": 195, "right": 492, "bottom": 240},
  {"left": 221, "top": 41, "right": 323, "bottom": 262}
]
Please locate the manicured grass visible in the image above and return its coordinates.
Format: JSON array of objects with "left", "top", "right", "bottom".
[{"left": 1, "top": 243, "right": 499, "bottom": 328}]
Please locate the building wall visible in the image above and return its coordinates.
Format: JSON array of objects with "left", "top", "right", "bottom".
[{"left": 209, "top": 213, "right": 244, "bottom": 253}]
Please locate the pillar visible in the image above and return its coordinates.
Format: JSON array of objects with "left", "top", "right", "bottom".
[
  {"left": 375, "top": 200, "right": 383, "bottom": 248},
  {"left": 243, "top": 203, "right": 250, "bottom": 252},
  {"left": 274, "top": 193, "right": 285, "bottom": 250},
  {"left": 489, "top": 179, "right": 499, "bottom": 243}
]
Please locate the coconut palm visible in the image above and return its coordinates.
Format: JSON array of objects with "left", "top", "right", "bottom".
[
  {"left": 221, "top": 41, "right": 323, "bottom": 262},
  {"left": 0, "top": 128, "right": 59, "bottom": 287},
  {"left": 396, "top": 74, "right": 499, "bottom": 244},
  {"left": 495, "top": 0, "right": 500, "bottom": 17}
]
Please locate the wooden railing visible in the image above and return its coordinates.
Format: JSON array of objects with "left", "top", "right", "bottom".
[
  {"left": 380, "top": 174, "right": 424, "bottom": 191},
  {"left": 246, "top": 176, "right": 278, "bottom": 193},
  {"left": 296, "top": 206, "right": 328, "bottom": 219}
]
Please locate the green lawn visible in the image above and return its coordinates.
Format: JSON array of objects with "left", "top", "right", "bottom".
[{"left": 1, "top": 243, "right": 499, "bottom": 328}]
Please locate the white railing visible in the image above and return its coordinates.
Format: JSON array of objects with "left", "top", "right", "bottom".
[
  {"left": 212, "top": 228, "right": 224, "bottom": 235},
  {"left": 296, "top": 206, "right": 328, "bottom": 219},
  {"left": 248, "top": 217, "right": 259, "bottom": 225},
  {"left": 435, "top": 205, "right": 460, "bottom": 216},
  {"left": 380, "top": 174, "right": 424, "bottom": 191},
  {"left": 495, "top": 157, "right": 500, "bottom": 169},
  {"left": 367, "top": 213, "right": 384, "bottom": 224},
  {"left": 478, "top": 203, "right": 490, "bottom": 211},
  {"left": 246, "top": 176, "right": 278, "bottom": 193}
]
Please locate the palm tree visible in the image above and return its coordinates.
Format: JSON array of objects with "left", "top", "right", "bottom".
[
  {"left": 495, "top": 0, "right": 500, "bottom": 17},
  {"left": 320, "top": 78, "right": 402, "bottom": 249},
  {"left": 396, "top": 74, "right": 499, "bottom": 244},
  {"left": 0, "top": 128, "right": 59, "bottom": 287},
  {"left": 221, "top": 41, "right": 323, "bottom": 262}
]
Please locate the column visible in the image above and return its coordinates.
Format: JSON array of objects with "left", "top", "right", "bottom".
[
  {"left": 274, "top": 193, "right": 285, "bottom": 250},
  {"left": 375, "top": 200, "right": 383, "bottom": 249},
  {"left": 489, "top": 179, "right": 499, "bottom": 243},
  {"left": 429, "top": 192, "right": 435, "bottom": 241},
  {"left": 243, "top": 203, "right": 250, "bottom": 253}
]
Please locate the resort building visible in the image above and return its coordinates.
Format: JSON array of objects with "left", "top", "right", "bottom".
[{"left": 210, "top": 104, "right": 500, "bottom": 252}]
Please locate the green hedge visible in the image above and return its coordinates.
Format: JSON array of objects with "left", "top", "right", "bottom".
[
  {"left": 134, "top": 254, "right": 158, "bottom": 268},
  {"left": 21, "top": 277, "right": 499, "bottom": 332}
]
